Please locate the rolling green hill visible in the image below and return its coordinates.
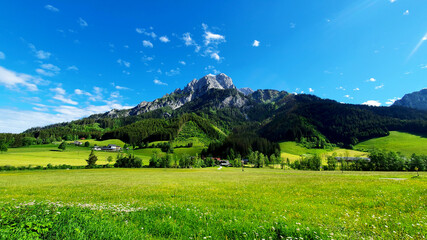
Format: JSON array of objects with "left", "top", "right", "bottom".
[
  {"left": 67, "top": 139, "right": 126, "bottom": 147},
  {"left": 355, "top": 131, "right": 427, "bottom": 156}
]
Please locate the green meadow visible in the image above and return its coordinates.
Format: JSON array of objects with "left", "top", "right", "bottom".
[
  {"left": 0, "top": 144, "right": 163, "bottom": 167},
  {"left": 0, "top": 168, "right": 425, "bottom": 239},
  {"left": 356, "top": 131, "right": 427, "bottom": 156},
  {"left": 0, "top": 141, "right": 207, "bottom": 167},
  {"left": 279, "top": 141, "right": 368, "bottom": 163},
  {"left": 0, "top": 144, "right": 115, "bottom": 167}
]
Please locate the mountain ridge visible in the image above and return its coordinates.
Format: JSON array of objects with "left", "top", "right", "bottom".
[
  {"left": 102, "top": 73, "right": 245, "bottom": 118},
  {"left": 393, "top": 88, "right": 427, "bottom": 111}
]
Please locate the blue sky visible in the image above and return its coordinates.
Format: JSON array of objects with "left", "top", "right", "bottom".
[{"left": 0, "top": 0, "right": 426, "bottom": 133}]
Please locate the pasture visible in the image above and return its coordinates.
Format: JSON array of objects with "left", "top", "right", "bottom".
[
  {"left": 0, "top": 168, "right": 425, "bottom": 239},
  {"left": 279, "top": 141, "right": 368, "bottom": 163},
  {"left": 0, "top": 142, "right": 203, "bottom": 167},
  {"left": 356, "top": 131, "right": 427, "bottom": 156},
  {"left": 0, "top": 144, "right": 116, "bottom": 167},
  {"left": 0, "top": 144, "right": 167, "bottom": 167}
]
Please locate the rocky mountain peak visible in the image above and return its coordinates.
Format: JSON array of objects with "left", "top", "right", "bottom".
[
  {"left": 184, "top": 73, "right": 236, "bottom": 94},
  {"left": 393, "top": 88, "right": 427, "bottom": 111}
]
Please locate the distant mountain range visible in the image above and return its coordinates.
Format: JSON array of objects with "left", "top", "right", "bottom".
[
  {"left": 23, "top": 73, "right": 427, "bottom": 151},
  {"left": 393, "top": 89, "right": 427, "bottom": 111}
]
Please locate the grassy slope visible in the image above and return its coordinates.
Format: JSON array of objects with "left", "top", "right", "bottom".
[
  {"left": 356, "top": 131, "right": 427, "bottom": 156},
  {"left": 67, "top": 139, "right": 126, "bottom": 147},
  {"left": 0, "top": 169, "right": 425, "bottom": 239},
  {"left": 280, "top": 141, "right": 368, "bottom": 163}
]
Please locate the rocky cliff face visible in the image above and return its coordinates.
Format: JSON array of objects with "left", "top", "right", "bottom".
[
  {"left": 104, "top": 73, "right": 240, "bottom": 117},
  {"left": 238, "top": 87, "right": 254, "bottom": 95},
  {"left": 393, "top": 89, "right": 427, "bottom": 111}
]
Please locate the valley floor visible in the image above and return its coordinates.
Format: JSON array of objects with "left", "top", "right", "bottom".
[{"left": 1, "top": 168, "right": 425, "bottom": 239}]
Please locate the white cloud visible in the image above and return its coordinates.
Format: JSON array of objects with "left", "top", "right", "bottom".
[
  {"left": 33, "top": 107, "right": 49, "bottom": 112},
  {"left": 143, "top": 40, "right": 153, "bottom": 48},
  {"left": 202, "top": 23, "right": 225, "bottom": 46},
  {"left": 110, "top": 91, "right": 120, "bottom": 98},
  {"left": 210, "top": 52, "right": 221, "bottom": 61},
  {"left": 421, "top": 64, "right": 427, "bottom": 69},
  {"left": 386, "top": 97, "right": 400, "bottom": 105},
  {"left": 51, "top": 87, "right": 66, "bottom": 95},
  {"left": 204, "top": 32, "right": 225, "bottom": 45},
  {"left": 205, "top": 65, "right": 220, "bottom": 74},
  {"left": 67, "top": 65, "right": 79, "bottom": 71},
  {"left": 375, "top": 84, "right": 384, "bottom": 89},
  {"left": 87, "top": 86, "right": 103, "bottom": 101},
  {"left": 78, "top": 17, "right": 88, "bottom": 27},
  {"left": 362, "top": 100, "right": 381, "bottom": 106},
  {"left": 44, "top": 4, "right": 59, "bottom": 12},
  {"left": 115, "top": 85, "right": 130, "bottom": 90},
  {"left": 94, "top": 86, "right": 102, "bottom": 94},
  {"left": 0, "top": 51, "right": 5, "bottom": 59},
  {"left": 165, "top": 68, "right": 180, "bottom": 76},
  {"left": 344, "top": 94, "right": 353, "bottom": 99},
  {"left": 336, "top": 86, "right": 346, "bottom": 90},
  {"left": 153, "top": 79, "right": 167, "bottom": 86},
  {"left": 28, "top": 44, "right": 51, "bottom": 60},
  {"left": 308, "top": 88, "right": 314, "bottom": 93},
  {"left": 159, "top": 36, "right": 170, "bottom": 43},
  {"left": 353, "top": 88, "right": 360, "bottom": 91},
  {"left": 142, "top": 55, "right": 154, "bottom": 62},
  {"left": 289, "top": 22, "right": 296, "bottom": 28},
  {"left": 136, "top": 28, "right": 156, "bottom": 38},
  {"left": 50, "top": 87, "right": 78, "bottom": 105},
  {"left": 179, "top": 61, "right": 186, "bottom": 65},
  {"left": 252, "top": 40, "right": 260, "bottom": 47},
  {"left": 117, "top": 59, "right": 131, "bottom": 68},
  {"left": 0, "top": 66, "right": 39, "bottom": 91},
  {"left": 53, "top": 95, "right": 78, "bottom": 105},
  {"left": 74, "top": 88, "right": 92, "bottom": 96},
  {"left": 36, "top": 63, "right": 61, "bottom": 77},
  {"left": 41, "top": 63, "right": 60, "bottom": 72},
  {"left": 368, "top": 77, "right": 376, "bottom": 82},
  {"left": 36, "top": 68, "right": 55, "bottom": 77},
  {"left": 182, "top": 32, "right": 196, "bottom": 46},
  {"left": 390, "top": 0, "right": 396, "bottom": 2},
  {"left": 403, "top": 10, "right": 409, "bottom": 15}
]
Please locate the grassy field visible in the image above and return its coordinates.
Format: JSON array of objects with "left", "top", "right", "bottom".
[
  {"left": 0, "top": 138, "right": 207, "bottom": 167},
  {"left": 0, "top": 144, "right": 118, "bottom": 167},
  {"left": 0, "top": 168, "right": 425, "bottom": 239},
  {"left": 280, "top": 141, "right": 368, "bottom": 163},
  {"left": 356, "top": 131, "right": 427, "bottom": 156}
]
